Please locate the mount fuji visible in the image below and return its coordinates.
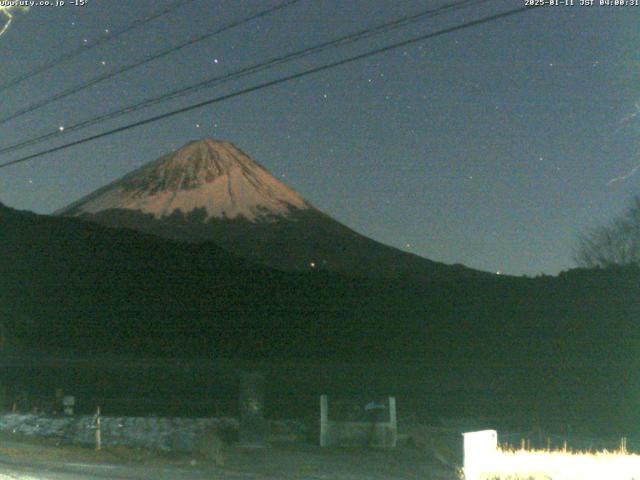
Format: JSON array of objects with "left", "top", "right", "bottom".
[{"left": 58, "top": 139, "right": 484, "bottom": 279}]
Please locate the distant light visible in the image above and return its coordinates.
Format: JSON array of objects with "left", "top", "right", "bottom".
[
  {"left": 214, "top": 58, "right": 219, "bottom": 64},
  {"left": 310, "top": 262, "right": 316, "bottom": 268},
  {"left": 496, "top": 271, "right": 501, "bottom": 275},
  {"left": 58, "top": 126, "right": 65, "bottom": 132}
]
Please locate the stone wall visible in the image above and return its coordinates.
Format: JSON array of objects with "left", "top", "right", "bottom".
[{"left": 0, "top": 414, "right": 309, "bottom": 452}]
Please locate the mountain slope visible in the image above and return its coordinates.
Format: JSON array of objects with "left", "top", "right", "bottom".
[{"left": 57, "top": 139, "right": 487, "bottom": 279}]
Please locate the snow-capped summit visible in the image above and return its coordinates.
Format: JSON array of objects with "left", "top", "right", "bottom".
[{"left": 58, "top": 139, "right": 310, "bottom": 222}]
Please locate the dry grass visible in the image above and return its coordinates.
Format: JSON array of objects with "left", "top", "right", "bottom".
[{"left": 463, "top": 445, "right": 640, "bottom": 480}]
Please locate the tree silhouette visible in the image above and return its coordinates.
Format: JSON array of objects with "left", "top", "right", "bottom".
[{"left": 575, "top": 196, "right": 640, "bottom": 268}]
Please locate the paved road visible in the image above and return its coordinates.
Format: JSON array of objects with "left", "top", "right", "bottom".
[
  {"left": 0, "top": 458, "right": 293, "bottom": 480},
  {"left": 0, "top": 440, "right": 457, "bottom": 479}
]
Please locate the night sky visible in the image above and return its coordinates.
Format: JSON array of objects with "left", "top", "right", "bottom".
[{"left": 0, "top": 0, "right": 638, "bottom": 276}]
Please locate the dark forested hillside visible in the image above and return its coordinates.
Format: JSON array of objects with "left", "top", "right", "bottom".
[{"left": 2, "top": 202, "right": 639, "bottom": 432}]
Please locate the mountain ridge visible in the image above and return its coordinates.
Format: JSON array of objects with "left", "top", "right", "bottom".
[{"left": 57, "top": 139, "right": 490, "bottom": 279}]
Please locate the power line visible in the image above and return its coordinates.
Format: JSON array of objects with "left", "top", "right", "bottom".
[
  {"left": 0, "top": 0, "right": 198, "bottom": 94},
  {"left": 0, "top": 0, "right": 302, "bottom": 127},
  {"left": 0, "top": 4, "right": 540, "bottom": 171},
  {"left": 0, "top": 0, "right": 492, "bottom": 156}
]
